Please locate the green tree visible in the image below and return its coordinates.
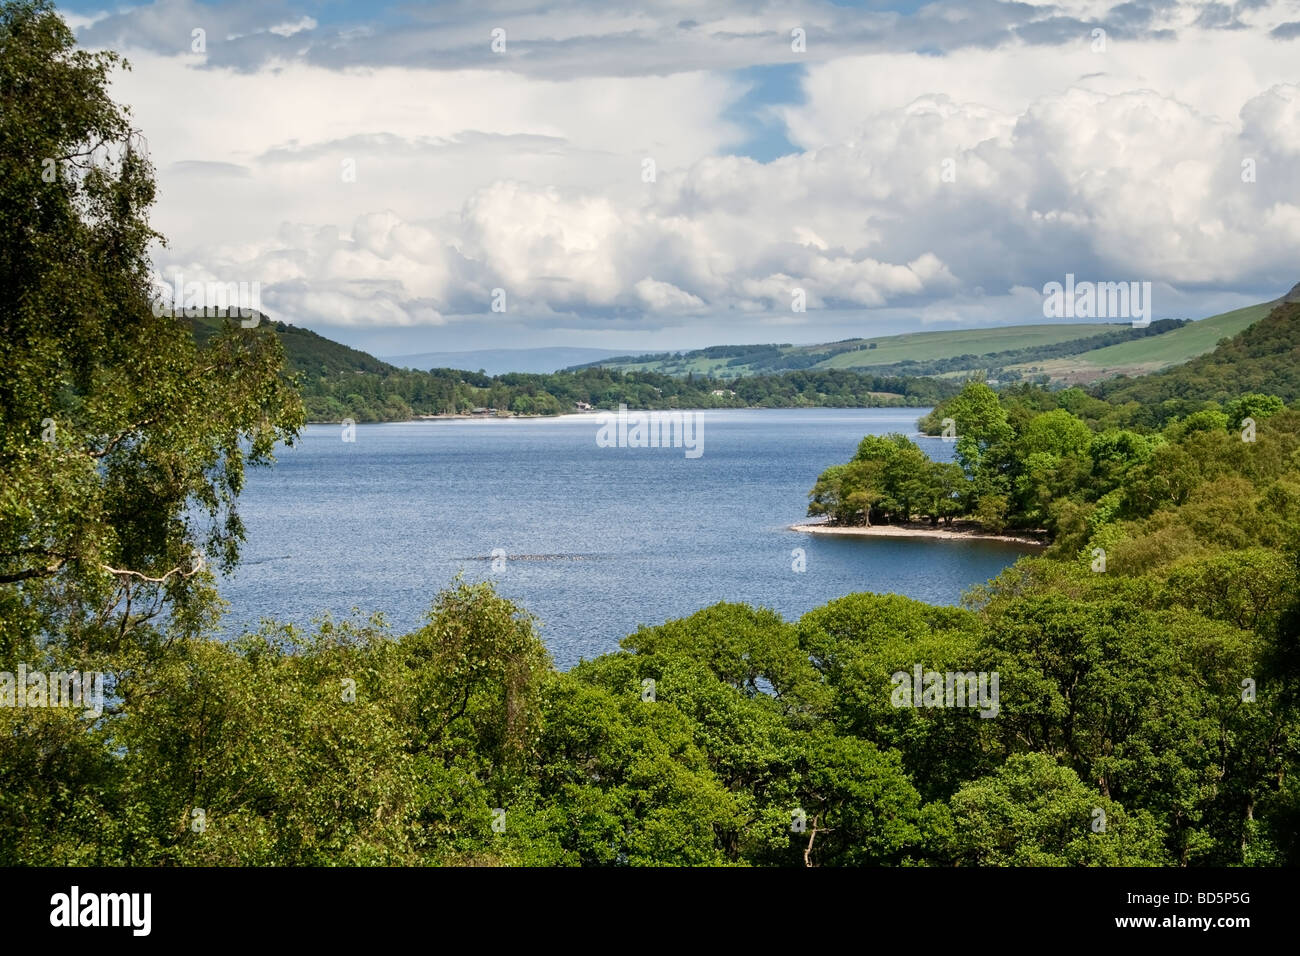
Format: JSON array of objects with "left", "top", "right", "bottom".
[
  {"left": 945, "top": 382, "right": 1014, "bottom": 480},
  {"left": 1224, "top": 393, "right": 1285, "bottom": 430},
  {"left": 0, "top": 0, "right": 303, "bottom": 660},
  {"left": 396, "top": 579, "right": 552, "bottom": 790},
  {"left": 0, "top": 0, "right": 302, "bottom": 865},
  {"left": 947, "top": 753, "right": 1169, "bottom": 866}
]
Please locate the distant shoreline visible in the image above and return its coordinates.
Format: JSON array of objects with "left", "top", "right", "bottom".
[
  {"left": 305, "top": 407, "right": 937, "bottom": 425},
  {"left": 790, "top": 519, "right": 1049, "bottom": 547}
]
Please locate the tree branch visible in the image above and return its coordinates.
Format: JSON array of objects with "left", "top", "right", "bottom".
[{"left": 101, "top": 558, "right": 202, "bottom": 585}]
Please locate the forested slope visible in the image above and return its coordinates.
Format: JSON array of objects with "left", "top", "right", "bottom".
[{"left": 1094, "top": 300, "right": 1300, "bottom": 422}]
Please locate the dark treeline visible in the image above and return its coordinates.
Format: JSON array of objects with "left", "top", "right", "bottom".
[
  {"left": 295, "top": 363, "right": 962, "bottom": 422},
  {"left": 188, "top": 313, "right": 961, "bottom": 422}
]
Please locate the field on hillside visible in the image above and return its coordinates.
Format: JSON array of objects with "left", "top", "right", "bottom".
[
  {"left": 598, "top": 354, "right": 742, "bottom": 376},
  {"left": 582, "top": 299, "right": 1279, "bottom": 385},
  {"left": 815, "top": 323, "right": 1119, "bottom": 368},
  {"left": 1006, "top": 302, "right": 1273, "bottom": 383},
  {"left": 587, "top": 323, "right": 1126, "bottom": 377}
]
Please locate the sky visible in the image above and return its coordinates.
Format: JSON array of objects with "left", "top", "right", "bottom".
[{"left": 57, "top": 0, "right": 1300, "bottom": 357}]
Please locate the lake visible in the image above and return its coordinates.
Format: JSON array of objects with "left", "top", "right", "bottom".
[{"left": 219, "top": 408, "right": 1033, "bottom": 668}]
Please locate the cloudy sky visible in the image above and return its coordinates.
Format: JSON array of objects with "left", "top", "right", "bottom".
[{"left": 59, "top": 0, "right": 1300, "bottom": 357}]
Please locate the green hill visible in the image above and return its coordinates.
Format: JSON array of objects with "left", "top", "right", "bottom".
[
  {"left": 181, "top": 286, "right": 1295, "bottom": 424},
  {"left": 1093, "top": 299, "right": 1300, "bottom": 416},
  {"left": 576, "top": 324, "right": 1140, "bottom": 379},
  {"left": 572, "top": 301, "right": 1279, "bottom": 385},
  {"left": 816, "top": 324, "right": 1117, "bottom": 368},
  {"left": 577, "top": 323, "right": 1190, "bottom": 379},
  {"left": 282, "top": 298, "right": 1267, "bottom": 392},
  {"left": 1002, "top": 302, "right": 1275, "bottom": 384},
  {"left": 183, "top": 311, "right": 394, "bottom": 378},
  {"left": 1071, "top": 302, "right": 1271, "bottom": 366},
  {"left": 178, "top": 310, "right": 959, "bottom": 422}
]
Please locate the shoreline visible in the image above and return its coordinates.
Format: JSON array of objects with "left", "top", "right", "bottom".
[
  {"left": 305, "top": 406, "right": 936, "bottom": 426},
  {"left": 789, "top": 520, "right": 1049, "bottom": 547}
]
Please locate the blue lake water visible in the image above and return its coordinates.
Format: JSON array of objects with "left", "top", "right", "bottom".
[{"left": 219, "top": 408, "right": 1033, "bottom": 669}]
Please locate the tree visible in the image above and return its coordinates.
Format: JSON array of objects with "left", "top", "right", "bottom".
[
  {"left": 808, "top": 460, "right": 886, "bottom": 525},
  {"left": 947, "top": 753, "right": 1169, "bottom": 866},
  {"left": 1224, "top": 393, "right": 1285, "bottom": 430},
  {"left": 396, "top": 580, "right": 552, "bottom": 789},
  {"left": 1018, "top": 408, "right": 1092, "bottom": 459},
  {"left": 925, "top": 461, "right": 968, "bottom": 525},
  {"left": 945, "top": 382, "right": 1014, "bottom": 480},
  {"left": 797, "top": 732, "right": 927, "bottom": 866},
  {"left": 0, "top": 0, "right": 304, "bottom": 660}
]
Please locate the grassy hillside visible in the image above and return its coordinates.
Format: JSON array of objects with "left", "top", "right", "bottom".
[
  {"left": 1004, "top": 302, "right": 1274, "bottom": 384},
  {"left": 577, "top": 297, "right": 1283, "bottom": 387},
  {"left": 576, "top": 320, "right": 1220, "bottom": 384},
  {"left": 579, "top": 324, "right": 1127, "bottom": 378},
  {"left": 1093, "top": 299, "right": 1300, "bottom": 418},
  {"left": 1074, "top": 302, "right": 1271, "bottom": 366},
  {"left": 816, "top": 324, "right": 1117, "bottom": 368}
]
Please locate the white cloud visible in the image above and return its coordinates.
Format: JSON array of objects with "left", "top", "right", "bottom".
[
  {"left": 68, "top": 1, "right": 1300, "bottom": 345},
  {"left": 633, "top": 278, "right": 707, "bottom": 313},
  {"left": 268, "top": 16, "right": 316, "bottom": 38}
]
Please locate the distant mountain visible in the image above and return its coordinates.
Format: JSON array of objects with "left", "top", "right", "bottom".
[{"left": 382, "top": 347, "right": 632, "bottom": 375}]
